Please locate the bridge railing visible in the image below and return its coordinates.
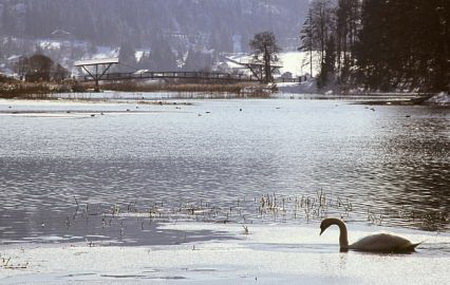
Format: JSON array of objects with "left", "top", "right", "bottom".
[
  {"left": 76, "top": 71, "right": 258, "bottom": 82},
  {"left": 275, "top": 77, "right": 303, "bottom": 83}
]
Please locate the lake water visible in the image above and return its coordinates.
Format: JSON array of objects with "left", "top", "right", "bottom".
[{"left": 0, "top": 95, "right": 449, "bottom": 246}]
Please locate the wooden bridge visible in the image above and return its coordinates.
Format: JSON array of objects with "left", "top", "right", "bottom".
[
  {"left": 76, "top": 70, "right": 259, "bottom": 83},
  {"left": 74, "top": 57, "right": 301, "bottom": 89}
]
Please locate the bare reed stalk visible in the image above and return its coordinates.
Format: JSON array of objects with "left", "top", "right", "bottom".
[{"left": 100, "top": 81, "right": 269, "bottom": 97}]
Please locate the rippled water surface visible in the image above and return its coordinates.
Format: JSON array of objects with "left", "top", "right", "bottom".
[{"left": 0, "top": 96, "right": 448, "bottom": 245}]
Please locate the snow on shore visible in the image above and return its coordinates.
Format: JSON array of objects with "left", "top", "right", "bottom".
[{"left": 1, "top": 223, "right": 449, "bottom": 284}]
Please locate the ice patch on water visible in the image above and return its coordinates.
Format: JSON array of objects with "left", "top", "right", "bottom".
[{"left": 1, "top": 222, "right": 449, "bottom": 284}]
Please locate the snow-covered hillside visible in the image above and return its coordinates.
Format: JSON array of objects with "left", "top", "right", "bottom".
[
  {"left": 0, "top": 0, "right": 308, "bottom": 67},
  {"left": 0, "top": 0, "right": 312, "bottom": 76}
]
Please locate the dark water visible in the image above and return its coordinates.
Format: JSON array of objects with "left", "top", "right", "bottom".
[{"left": 0, "top": 97, "right": 448, "bottom": 245}]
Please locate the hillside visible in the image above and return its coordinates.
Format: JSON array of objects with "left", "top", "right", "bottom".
[{"left": 0, "top": 0, "right": 308, "bottom": 64}]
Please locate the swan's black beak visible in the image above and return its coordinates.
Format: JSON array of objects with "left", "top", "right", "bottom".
[{"left": 319, "top": 228, "right": 324, "bottom": 236}]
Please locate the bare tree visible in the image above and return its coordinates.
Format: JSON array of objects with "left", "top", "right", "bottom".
[
  {"left": 299, "top": 1, "right": 336, "bottom": 77},
  {"left": 249, "top": 31, "right": 281, "bottom": 83},
  {"left": 299, "top": 8, "right": 314, "bottom": 76}
]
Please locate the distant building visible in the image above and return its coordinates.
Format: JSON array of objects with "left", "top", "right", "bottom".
[
  {"left": 281, "top": 72, "right": 293, "bottom": 79},
  {"left": 50, "top": 29, "right": 73, "bottom": 41}
]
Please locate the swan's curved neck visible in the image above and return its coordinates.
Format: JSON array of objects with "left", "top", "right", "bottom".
[{"left": 330, "top": 218, "right": 349, "bottom": 250}]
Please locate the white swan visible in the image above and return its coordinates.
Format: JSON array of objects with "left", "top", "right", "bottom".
[{"left": 320, "top": 218, "right": 421, "bottom": 253}]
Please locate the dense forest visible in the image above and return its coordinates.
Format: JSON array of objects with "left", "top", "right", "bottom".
[{"left": 301, "top": 0, "right": 450, "bottom": 92}]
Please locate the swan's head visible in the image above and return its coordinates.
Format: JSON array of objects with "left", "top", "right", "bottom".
[
  {"left": 319, "top": 219, "right": 332, "bottom": 235},
  {"left": 319, "top": 218, "right": 343, "bottom": 235},
  {"left": 319, "top": 218, "right": 350, "bottom": 249}
]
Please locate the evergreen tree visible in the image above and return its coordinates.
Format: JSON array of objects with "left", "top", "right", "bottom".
[
  {"left": 335, "top": 0, "right": 360, "bottom": 83},
  {"left": 352, "top": 0, "right": 390, "bottom": 90},
  {"left": 303, "top": 0, "right": 448, "bottom": 92},
  {"left": 353, "top": 0, "right": 449, "bottom": 91},
  {"left": 318, "top": 35, "right": 336, "bottom": 89}
]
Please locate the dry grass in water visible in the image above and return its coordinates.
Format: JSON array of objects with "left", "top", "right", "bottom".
[
  {"left": 100, "top": 81, "right": 273, "bottom": 98},
  {"left": 19, "top": 189, "right": 448, "bottom": 248},
  {"left": 64, "top": 190, "right": 360, "bottom": 244},
  {"left": 0, "top": 254, "right": 28, "bottom": 270}
]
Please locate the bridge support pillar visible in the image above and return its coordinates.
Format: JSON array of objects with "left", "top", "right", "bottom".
[{"left": 74, "top": 58, "right": 119, "bottom": 91}]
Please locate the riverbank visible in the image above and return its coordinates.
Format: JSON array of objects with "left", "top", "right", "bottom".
[
  {"left": 1, "top": 222, "right": 449, "bottom": 284},
  {"left": 2, "top": 76, "right": 448, "bottom": 104},
  {"left": 0, "top": 77, "right": 270, "bottom": 99}
]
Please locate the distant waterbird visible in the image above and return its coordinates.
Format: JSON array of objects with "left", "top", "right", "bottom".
[{"left": 320, "top": 218, "right": 422, "bottom": 253}]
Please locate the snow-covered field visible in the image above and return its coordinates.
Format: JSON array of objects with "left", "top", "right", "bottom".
[
  {"left": 1, "top": 222, "right": 449, "bottom": 284},
  {"left": 223, "top": 51, "right": 320, "bottom": 78}
]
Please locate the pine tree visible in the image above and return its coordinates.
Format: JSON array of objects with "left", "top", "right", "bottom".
[
  {"left": 318, "top": 35, "right": 336, "bottom": 89},
  {"left": 352, "top": 0, "right": 392, "bottom": 90},
  {"left": 353, "top": 0, "right": 449, "bottom": 91},
  {"left": 335, "top": 0, "right": 361, "bottom": 83}
]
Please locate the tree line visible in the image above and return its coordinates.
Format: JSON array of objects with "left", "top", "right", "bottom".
[
  {"left": 300, "top": 0, "right": 450, "bottom": 92},
  {"left": 14, "top": 54, "right": 69, "bottom": 82}
]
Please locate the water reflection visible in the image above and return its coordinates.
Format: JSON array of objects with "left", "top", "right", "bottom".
[
  {"left": 376, "top": 110, "right": 449, "bottom": 231},
  {"left": 0, "top": 98, "right": 448, "bottom": 244}
]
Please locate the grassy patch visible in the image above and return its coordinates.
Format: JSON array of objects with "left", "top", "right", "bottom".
[
  {"left": 0, "top": 76, "right": 274, "bottom": 99},
  {"left": 100, "top": 81, "right": 273, "bottom": 98}
]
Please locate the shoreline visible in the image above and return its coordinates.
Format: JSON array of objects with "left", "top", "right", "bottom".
[{"left": 1, "top": 91, "right": 448, "bottom": 106}]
